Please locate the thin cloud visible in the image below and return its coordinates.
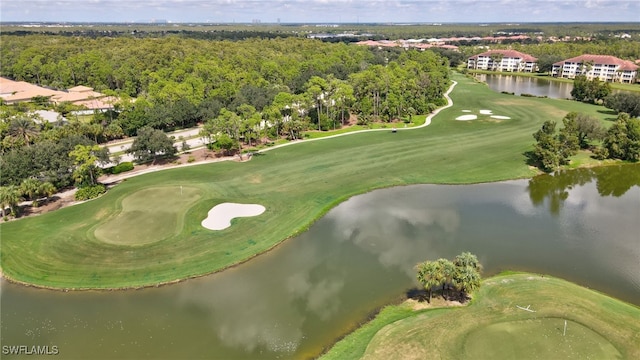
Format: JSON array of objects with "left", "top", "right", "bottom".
[{"left": 1, "top": 0, "right": 638, "bottom": 22}]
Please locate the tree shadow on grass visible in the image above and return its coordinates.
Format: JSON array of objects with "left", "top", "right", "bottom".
[
  {"left": 406, "top": 287, "right": 472, "bottom": 304},
  {"left": 523, "top": 150, "right": 543, "bottom": 169},
  {"left": 596, "top": 109, "right": 619, "bottom": 121}
]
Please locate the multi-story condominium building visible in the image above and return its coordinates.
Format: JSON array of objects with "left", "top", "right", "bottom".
[
  {"left": 467, "top": 50, "right": 538, "bottom": 72},
  {"left": 551, "top": 55, "right": 638, "bottom": 83}
]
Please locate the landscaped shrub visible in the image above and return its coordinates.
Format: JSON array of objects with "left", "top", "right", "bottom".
[
  {"left": 592, "top": 146, "right": 609, "bottom": 160},
  {"left": 112, "top": 162, "right": 134, "bottom": 174},
  {"left": 75, "top": 184, "right": 106, "bottom": 201}
]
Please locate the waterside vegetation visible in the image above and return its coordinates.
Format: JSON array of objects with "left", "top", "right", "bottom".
[
  {"left": 0, "top": 72, "right": 632, "bottom": 289},
  {"left": 320, "top": 272, "right": 640, "bottom": 360}
]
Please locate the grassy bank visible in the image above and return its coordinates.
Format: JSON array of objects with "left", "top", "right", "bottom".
[
  {"left": 321, "top": 273, "right": 640, "bottom": 360},
  {"left": 0, "top": 73, "right": 617, "bottom": 289}
]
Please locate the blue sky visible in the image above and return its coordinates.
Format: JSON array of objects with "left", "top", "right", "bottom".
[{"left": 1, "top": 1, "right": 639, "bottom": 23}]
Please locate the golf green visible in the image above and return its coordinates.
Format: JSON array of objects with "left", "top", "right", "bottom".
[
  {"left": 462, "top": 318, "right": 620, "bottom": 359},
  {"left": 0, "top": 73, "right": 618, "bottom": 289},
  {"left": 323, "top": 273, "right": 639, "bottom": 360},
  {"left": 93, "top": 186, "right": 201, "bottom": 246}
]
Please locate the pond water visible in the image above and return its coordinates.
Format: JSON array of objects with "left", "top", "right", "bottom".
[
  {"left": 2, "top": 165, "right": 639, "bottom": 359},
  {"left": 475, "top": 73, "right": 574, "bottom": 99}
]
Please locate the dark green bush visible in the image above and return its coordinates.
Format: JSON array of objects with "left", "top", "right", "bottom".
[
  {"left": 75, "top": 184, "right": 106, "bottom": 201},
  {"left": 112, "top": 162, "right": 134, "bottom": 174}
]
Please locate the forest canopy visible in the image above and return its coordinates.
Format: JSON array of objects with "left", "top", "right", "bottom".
[{"left": 0, "top": 34, "right": 450, "bottom": 189}]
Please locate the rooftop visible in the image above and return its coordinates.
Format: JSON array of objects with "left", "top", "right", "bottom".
[
  {"left": 554, "top": 55, "right": 639, "bottom": 71},
  {"left": 468, "top": 49, "right": 537, "bottom": 62}
]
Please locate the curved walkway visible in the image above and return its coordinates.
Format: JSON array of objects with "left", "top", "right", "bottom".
[
  {"left": 27, "top": 81, "right": 458, "bottom": 210},
  {"left": 256, "top": 80, "right": 458, "bottom": 152}
]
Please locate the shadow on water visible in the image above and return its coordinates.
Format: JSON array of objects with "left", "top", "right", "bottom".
[{"left": 527, "top": 164, "right": 640, "bottom": 215}]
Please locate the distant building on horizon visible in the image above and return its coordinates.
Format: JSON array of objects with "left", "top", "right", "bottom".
[
  {"left": 551, "top": 54, "right": 639, "bottom": 84},
  {"left": 467, "top": 49, "right": 538, "bottom": 73},
  {"left": 354, "top": 39, "right": 459, "bottom": 51}
]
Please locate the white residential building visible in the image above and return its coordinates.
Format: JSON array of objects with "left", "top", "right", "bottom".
[
  {"left": 551, "top": 54, "right": 638, "bottom": 84},
  {"left": 467, "top": 50, "right": 538, "bottom": 73}
]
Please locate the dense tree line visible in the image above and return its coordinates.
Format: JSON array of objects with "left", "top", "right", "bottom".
[
  {"left": 597, "top": 113, "right": 640, "bottom": 161},
  {"left": 571, "top": 75, "right": 612, "bottom": 104},
  {"left": 604, "top": 92, "right": 640, "bottom": 118},
  {"left": 4, "top": 22, "right": 639, "bottom": 40},
  {"left": 531, "top": 112, "right": 639, "bottom": 172},
  {"left": 1, "top": 35, "right": 450, "bottom": 190},
  {"left": 0, "top": 35, "right": 372, "bottom": 97}
]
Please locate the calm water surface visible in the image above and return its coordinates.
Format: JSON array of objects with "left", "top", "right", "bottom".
[
  {"left": 475, "top": 73, "right": 632, "bottom": 99},
  {"left": 475, "top": 73, "right": 574, "bottom": 98},
  {"left": 1, "top": 165, "right": 639, "bottom": 359}
]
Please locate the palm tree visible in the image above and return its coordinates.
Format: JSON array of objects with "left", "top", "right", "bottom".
[
  {"left": 39, "top": 182, "right": 57, "bottom": 205},
  {"left": 454, "top": 265, "right": 481, "bottom": 300},
  {"left": 436, "top": 258, "right": 456, "bottom": 300},
  {"left": 0, "top": 185, "right": 22, "bottom": 219},
  {"left": 454, "top": 252, "right": 482, "bottom": 273},
  {"left": 8, "top": 115, "right": 40, "bottom": 146},
  {"left": 453, "top": 252, "right": 482, "bottom": 301},
  {"left": 416, "top": 261, "right": 441, "bottom": 303},
  {"left": 20, "top": 178, "right": 42, "bottom": 207}
]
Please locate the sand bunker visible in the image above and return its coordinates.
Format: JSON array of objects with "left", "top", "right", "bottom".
[
  {"left": 455, "top": 115, "right": 478, "bottom": 121},
  {"left": 479, "top": 109, "right": 493, "bottom": 115},
  {"left": 202, "top": 203, "right": 266, "bottom": 230},
  {"left": 491, "top": 115, "right": 511, "bottom": 119},
  {"left": 462, "top": 110, "right": 471, "bottom": 113}
]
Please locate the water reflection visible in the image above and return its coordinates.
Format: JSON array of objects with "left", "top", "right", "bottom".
[
  {"left": 2, "top": 165, "right": 639, "bottom": 359},
  {"left": 475, "top": 73, "right": 630, "bottom": 99},
  {"left": 475, "top": 73, "right": 574, "bottom": 99},
  {"left": 329, "top": 192, "right": 461, "bottom": 277},
  {"left": 528, "top": 165, "right": 640, "bottom": 214}
]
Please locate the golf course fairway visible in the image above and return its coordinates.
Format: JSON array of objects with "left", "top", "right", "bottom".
[
  {"left": 321, "top": 273, "right": 640, "bottom": 360},
  {"left": 0, "top": 73, "right": 623, "bottom": 289}
]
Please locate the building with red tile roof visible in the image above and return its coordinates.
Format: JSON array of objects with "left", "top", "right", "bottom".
[
  {"left": 467, "top": 50, "right": 538, "bottom": 73},
  {"left": 354, "top": 40, "right": 458, "bottom": 51},
  {"left": 0, "top": 77, "right": 62, "bottom": 104},
  {"left": 551, "top": 54, "right": 638, "bottom": 83},
  {"left": 0, "top": 77, "right": 118, "bottom": 109}
]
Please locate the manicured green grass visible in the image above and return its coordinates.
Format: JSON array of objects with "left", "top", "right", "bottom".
[
  {"left": 0, "top": 73, "right": 618, "bottom": 289},
  {"left": 303, "top": 118, "right": 424, "bottom": 139},
  {"left": 321, "top": 273, "right": 640, "bottom": 360},
  {"left": 463, "top": 318, "right": 618, "bottom": 359},
  {"left": 93, "top": 186, "right": 202, "bottom": 245}
]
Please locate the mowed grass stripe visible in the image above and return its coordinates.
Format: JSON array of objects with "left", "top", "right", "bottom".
[{"left": 0, "top": 73, "right": 616, "bottom": 289}]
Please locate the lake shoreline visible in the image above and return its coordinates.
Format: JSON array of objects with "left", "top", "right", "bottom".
[
  {"left": 467, "top": 69, "right": 640, "bottom": 94},
  {"left": 319, "top": 272, "right": 640, "bottom": 360},
  {"left": 1, "top": 73, "right": 634, "bottom": 292}
]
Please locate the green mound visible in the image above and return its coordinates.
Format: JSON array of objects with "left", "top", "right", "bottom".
[
  {"left": 323, "top": 274, "right": 639, "bottom": 360},
  {"left": 94, "top": 186, "right": 201, "bottom": 245},
  {"left": 462, "top": 318, "right": 620, "bottom": 359}
]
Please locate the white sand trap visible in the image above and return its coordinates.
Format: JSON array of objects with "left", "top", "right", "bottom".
[
  {"left": 202, "top": 203, "right": 266, "bottom": 230},
  {"left": 455, "top": 114, "right": 478, "bottom": 121},
  {"left": 462, "top": 110, "right": 471, "bottom": 113},
  {"left": 491, "top": 115, "right": 511, "bottom": 119},
  {"left": 479, "top": 109, "right": 493, "bottom": 115}
]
